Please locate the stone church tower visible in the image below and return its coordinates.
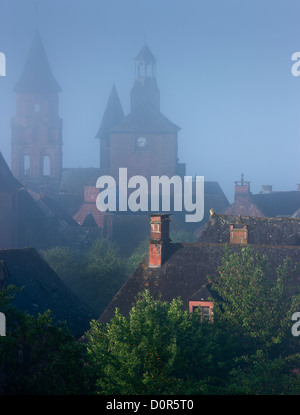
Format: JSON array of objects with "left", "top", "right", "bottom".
[
  {"left": 11, "top": 31, "right": 63, "bottom": 193},
  {"left": 96, "top": 44, "right": 186, "bottom": 185}
]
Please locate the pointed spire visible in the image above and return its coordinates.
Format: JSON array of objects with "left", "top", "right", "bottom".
[
  {"left": 95, "top": 84, "right": 124, "bottom": 140},
  {"left": 135, "top": 44, "right": 156, "bottom": 64},
  {"left": 14, "top": 31, "right": 61, "bottom": 94}
]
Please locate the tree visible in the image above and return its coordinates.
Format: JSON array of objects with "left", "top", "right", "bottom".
[
  {"left": 210, "top": 245, "right": 300, "bottom": 349},
  {"left": 83, "top": 238, "right": 128, "bottom": 313},
  {"left": 85, "top": 290, "right": 238, "bottom": 395},
  {"left": 0, "top": 287, "right": 92, "bottom": 395},
  {"left": 210, "top": 246, "right": 300, "bottom": 395},
  {"left": 42, "top": 239, "right": 128, "bottom": 315}
]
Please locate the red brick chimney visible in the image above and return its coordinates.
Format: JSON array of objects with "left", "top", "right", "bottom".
[
  {"left": 149, "top": 214, "right": 171, "bottom": 268},
  {"left": 229, "top": 224, "right": 248, "bottom": 245},
  {"left": 234, "top": 174, "right": 251, "bottom": 199}
]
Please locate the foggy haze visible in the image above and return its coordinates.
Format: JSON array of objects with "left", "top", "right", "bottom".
[{"left": 0, "top": 0, "right": 299, "bottom": 202}]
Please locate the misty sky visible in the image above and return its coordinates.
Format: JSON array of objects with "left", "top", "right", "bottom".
[{"left": 0, "top": 0, "right": 299, "bottom": 202}]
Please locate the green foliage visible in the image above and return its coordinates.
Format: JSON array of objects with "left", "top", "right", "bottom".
[
  {"left": 210, "top": 245, "right": 300, "bottom": 348},
  {"left": 170, "top": 229, "right": 197, "bottom": 243},
  {"left": 0, "top": 288, "right": 92, "bottom": 395},
  {"left": 42, "top": 239, "right": 128, "bottom": 315},
  {"left": 85, "top": 290, "right": 236, "bottom": 395},
  {"left": 226, "top": 350, "right": 300, "bottom": 395},
  {"left": 34, "top": 244, "right": 300, "bottom": 395}
]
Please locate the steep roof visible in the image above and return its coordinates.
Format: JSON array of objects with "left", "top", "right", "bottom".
[
  {"left": 252, "top": 191, "right": 300, "bottom": 218},
  {"left": 97, "top": 214, "right": 300, "bottom": 324},
  {"left": 199, "top": 214, "right": 300, "bottom": 246},
  {"left": 223, "top": 196, "right": 264, "bottom": 217},
  {"left": 95, "top": 85, "right": 125, "bottom": 140},
  {"left": 135, "top": 44, "right": 157, "bottom": 63},
  {"left": 110, "top": 101, "right": 180, "bottom": 134},
  {"left": 0, "top": 152, "right": 23, "bottom": 192},
  {"left": 35, "top": 195, "right": 80, "bottom": 227},
  {"left": 14, "top": 31, "right": 61, "bottom": 94},
  {"left": 0, "top": 247, "right": 94, "bottom": 337},
  {"left": 98, "top": 242, "right": 300, "bottom": 325}
]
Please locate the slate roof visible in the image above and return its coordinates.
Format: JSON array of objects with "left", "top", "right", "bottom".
[
  {"left": 252, "top": 191, "right": 300, "bottom": 218},
  {"left": 36, "top": 194, "right": 80, "bottom": 227},
  {"left": 0, "top": 247, "right": 95, "bottom": 337},
  {"left": 223, "top": 195, "right": 264, "bottom": 217},
  {"left": 198, "top": 214, "right": 300, "bottom": 246},
  {"left": 14, "top": 31, "right": 61, "bottom": 94},
  {"left": 0, "top": 152, "right": 23, "bottom": 192},
  {"left": 97, "top": 214, "right": 300, "bottom": 325},
  {"left": 95, "top": 85, "right": 125, "bottom": 140},
  {"left": 98, "top": 242, "right": 300, "bottom": 325},
  {"left": 110, "top": 101, "right": 180, "bottom": 134},
  {"left": 135, "top": 44, "right": 157, "bottom": 63},
  {"left": 223, "top": 176, "right": 300, "bottom": 218}
]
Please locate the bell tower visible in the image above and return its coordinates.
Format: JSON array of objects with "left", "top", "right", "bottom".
[
  {"left": 130, "top": 44, "right": 160, "bottom": 112},
  {"left": 11, "top": 31, "right": 63, "bottom": 193},
  {"left": 107, "top": 44, "right": 184, "bottom": 185}
]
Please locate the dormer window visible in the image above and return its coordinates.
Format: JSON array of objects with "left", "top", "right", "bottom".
[{"left": 189, "top": 300, "right": 214, "bottom": 322}]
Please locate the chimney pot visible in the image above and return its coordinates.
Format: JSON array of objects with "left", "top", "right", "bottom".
[
  {"left": 229, "top": 224, "right": 248, "bottom": 245},
  {"left": 149, "top": 213, "right": 170, "bottom": 268}
]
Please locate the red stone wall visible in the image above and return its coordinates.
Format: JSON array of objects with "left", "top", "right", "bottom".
[
  {"left": 11, "top": 92, "right": 62, "bottom": 184},
  {"left": 109, "top": 132, "right": 178, "bottom": 184}
]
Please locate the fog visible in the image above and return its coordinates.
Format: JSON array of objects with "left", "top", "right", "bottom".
[{"left": 0, "top": 0, "right": 299, "bottom": 202}]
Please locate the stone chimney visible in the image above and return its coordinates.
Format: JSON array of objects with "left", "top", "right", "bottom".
[
  {"left": 149, "top": 213, "right": 170, "bottom": 268},
  {"left": 260, "top": 185, "right": 273, "bottom": 194},
  {"left": 229, "top": 224, "right": 248, "bottom": 245},
  {"left": 234, "top": 174, "right": 251, "bottom": 199}
]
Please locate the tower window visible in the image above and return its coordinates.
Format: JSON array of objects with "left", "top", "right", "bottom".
[
  {"left": 42, "top": 155, "right": 51, "bottom": 176},
  {"left": 24, "top": 155, "right": 30, "bottom": 176}
]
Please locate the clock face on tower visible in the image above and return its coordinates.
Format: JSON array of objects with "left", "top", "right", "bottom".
[{"left": 136, "top": 136, "right": 147, "bottom": 148}]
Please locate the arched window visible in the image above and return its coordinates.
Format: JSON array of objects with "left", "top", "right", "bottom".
[
  {"left": 24, "top": 155, "right": 30, "bottom": 176},
  {"left": 43, "top": 155, "right": 51, "bottom": 176}
]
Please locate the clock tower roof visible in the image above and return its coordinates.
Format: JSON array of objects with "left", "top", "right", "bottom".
[{"left": 110, "top": 100, "right": 180, "bottom": 134}]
